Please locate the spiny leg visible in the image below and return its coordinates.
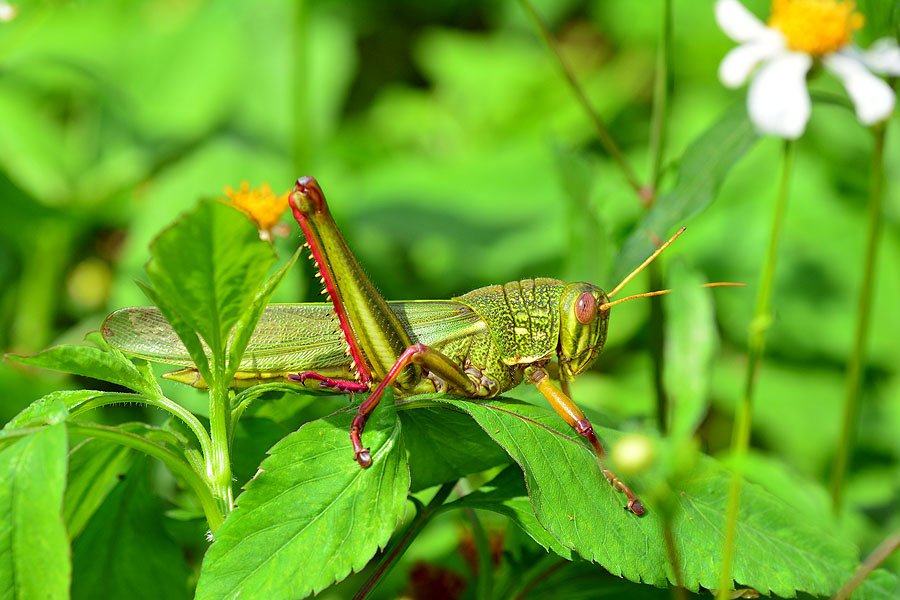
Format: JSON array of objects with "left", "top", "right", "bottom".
[
  {"left": 351, "top": 343, "right": 479, "bottom": 467},
  {"left": 526, "top": 366, "right": 645, "bottom": 516},
  {"left": 289, "top": 177, "right": 420, "bottom": 390}
]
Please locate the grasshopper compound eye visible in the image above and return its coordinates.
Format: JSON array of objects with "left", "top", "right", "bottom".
[{"left": 575, "top": 292, "right": 597, "bottom": 324}]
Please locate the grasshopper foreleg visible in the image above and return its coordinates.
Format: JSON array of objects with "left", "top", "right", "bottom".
[
  {"left": 288, "top": 372, "right": 369, "bottom": 393},
  {"left": 526, "top": 366, "right": 646, "bottom": 516},
  {"left": 350, "top": 343, "right": 479, "bottom": 467}
]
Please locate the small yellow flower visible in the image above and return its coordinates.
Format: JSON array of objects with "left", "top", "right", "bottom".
[
  {"left": 717, "top": 0, "right": 900, "bottom": 138},
  {"left": 223, "top": 182, "right": 289, "bottom": 239}
]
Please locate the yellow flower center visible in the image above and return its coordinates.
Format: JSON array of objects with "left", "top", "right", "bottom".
[
  {"left": 223, "top": 182, "right": 289, "bottom": 231},
  {"left": 768, "top": 0, "right": 864, "bottom": 56}
]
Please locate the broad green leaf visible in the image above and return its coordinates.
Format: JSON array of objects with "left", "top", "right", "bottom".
[
  {"left": 614, "top": 103, "right": 758, "bottom": 282},
  {"left": 2, "top": 390, "right": 71, "bottom": 430},
  {"left": 145, "top": 200, "right": 276, "bottom": 378},
  {"left": 436, "top": 397, "right": 897, "bottom": 598},
  {"left": 663, "top": 262, "right": 718, "bottom": 440},
  {"left": 450, "top": 464, "right": 571, "bottom": 559},
  {"left": 72, "top": 458, "right": 191, "bottom": 600},
  {"left": 398, "top": 401, "right": 510, "bottom": 492},
  {"left": 0, "top": 424, "right": 70, "bottom": 600},
  {"left": 64, "top": 437, "right": 137, "bottom": 539},
  {"left": 7, "top": 343, "right": 160, "bottom": 398},
  {"left": 196, "top": 399, "right": 409, "bottom": 599}
]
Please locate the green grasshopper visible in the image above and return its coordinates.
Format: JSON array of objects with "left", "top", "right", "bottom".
[{"left": 103, "top": 176, "right": 714, "bottom": 516}]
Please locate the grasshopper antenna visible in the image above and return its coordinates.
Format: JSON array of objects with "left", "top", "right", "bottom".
[
  {"left": 600, "top": 227, "right": 744, "bottom": 312},
  {"left": 607, "top": 227, "right": 686, "bottom": 299}
]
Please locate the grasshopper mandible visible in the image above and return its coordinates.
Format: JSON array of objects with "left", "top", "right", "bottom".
[{"left": 103, "top": 176, "right": 705, "bottom": 516}]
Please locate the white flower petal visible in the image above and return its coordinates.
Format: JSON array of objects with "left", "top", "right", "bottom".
[
  {"left": 825, "top": 53, "right": 896, "bottom": 125},
  {"left": 719, "top": 39, "right": 786, "bottom": 88},
  {"left": 747, "top": 53, "right": 813, "bottom": 139},
  {"left": 860, "top": 38, "right": 900, "bottom": 76},
  {"left": 715, "top": 0, "right": 773, "bottom": 43}
]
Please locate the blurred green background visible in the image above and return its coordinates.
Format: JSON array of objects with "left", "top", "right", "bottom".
[{"left": 1, "top": 0, "right": 898, "bottom": 593}]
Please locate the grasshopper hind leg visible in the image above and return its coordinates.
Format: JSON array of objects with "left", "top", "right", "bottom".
[{"left": 349, "top": 343, "right": 480, "bottom": 467}]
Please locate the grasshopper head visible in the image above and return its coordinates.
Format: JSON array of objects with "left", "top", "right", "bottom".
[{"left": 557, "top": 282, "right": 610, "bottom": 381}]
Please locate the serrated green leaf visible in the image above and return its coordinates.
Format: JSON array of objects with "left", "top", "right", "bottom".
[
  {"left": 451, "top": 464, "right": 571, "bottom": 559},
  {"left": 0, "top": 424, "right": 70, "bottom": 600},
  {"left": 436, "top": 396, "right": 896, "bottom": 598},
  {"left": 72, "top": 457, "right": 191, "bottom": 600},
  {"left": 614, "top": 103, "right": 757, "bottom": 282},
  {"left": 64, "top": 437, "right": 137, "bottom": 539},
  {"left": 145, "top": 200, "right": 276, "bottom": 379},
  {"left": 196, "top": 399, "right": 409, "bottom": 599},
  {"left": 398, "top": 402, "right": 510, "bottom": 492},
  {"left": 7, "top": 343, "right": 159, "bottom": 397},
  {"left": 663, "top": 262, "right": 718, "bottom": 440}
]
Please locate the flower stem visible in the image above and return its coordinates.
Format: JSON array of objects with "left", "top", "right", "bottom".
[
  {"left": 829, "top": 122, "right": 888, "bottom": 514},
  {"left": 648, "top": 0, "right": 672, "bottom": 195},
  {"left": 353, "top": 481, "right": 456, "bottom": 600},
  {"left": 716, "top": 139, "right": 795, "bottom": 599},
  {"left": 518, "top": 0, "right": 643, "bottom": 196},
  {"left": 647, "top": 0, "right": 673, "bottom": 433},
  {"left": 208, "top": 376, "right": 234, "bottom": 515}
]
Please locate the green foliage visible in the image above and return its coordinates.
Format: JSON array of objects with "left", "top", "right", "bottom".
[
  {"left": 1, "top": 0, "right": 899, "bottom": 598},
  {"left": 143, "top": 200, "right": 277, "bottom": 383},
  {"left": 435, "top": 396, "right": 894, "bottom": 598},
  {"left": 72, "top": 458, "right": 191, "bottom": 600},
  {"left": 196, "top": 403, "right": 409, "bottom": 599},
  {"left": 0, "top": 424, "right": 70, "bottom": 600}
]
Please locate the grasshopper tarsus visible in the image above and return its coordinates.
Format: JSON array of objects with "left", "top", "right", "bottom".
[{"left": 355, "top": 448, "right": 373, "bottom": 468}]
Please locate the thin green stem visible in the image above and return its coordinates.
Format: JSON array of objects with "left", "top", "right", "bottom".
[
  {"left": 465, "top": 508, "right": 493, "bottom": 600},
  {"left": 66, "top": 422, "right": 224, "bottom": 532},
  {"left": 208, "top": 375, "right": 234, "bottom": 514},
  {"left": 830, "top": 122, "right": 888, "bottom": 514},
  {"left": 646, "top": 0, "right": 673, "bottom": 432},
  {"left": 831, "top": 530, "right": 900, "bottom": 600},
  {"left": 716, "top": 139, "right": 795, "bottom": 599},
  {"left": 66, "top": 391, "right": 213, "bottom": 464},
  {"left": 649, "top": 262, "right": 668, "bottom": 433},
  {"left": 519, "top": 0, "right": 643, "bottom": 196},
  {"left": 662, "top": 517, "right": 685, "bottom": 599},
  {"left": 353, "top": 482, "right": 456, "bottom": 600},
  {"left": 648, "top": 0, "right": 673, "bottom": 196}
]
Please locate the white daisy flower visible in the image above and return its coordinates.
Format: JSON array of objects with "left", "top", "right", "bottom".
[{"left": 716, "top": 0, "right": 900, "bottom": 138}]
